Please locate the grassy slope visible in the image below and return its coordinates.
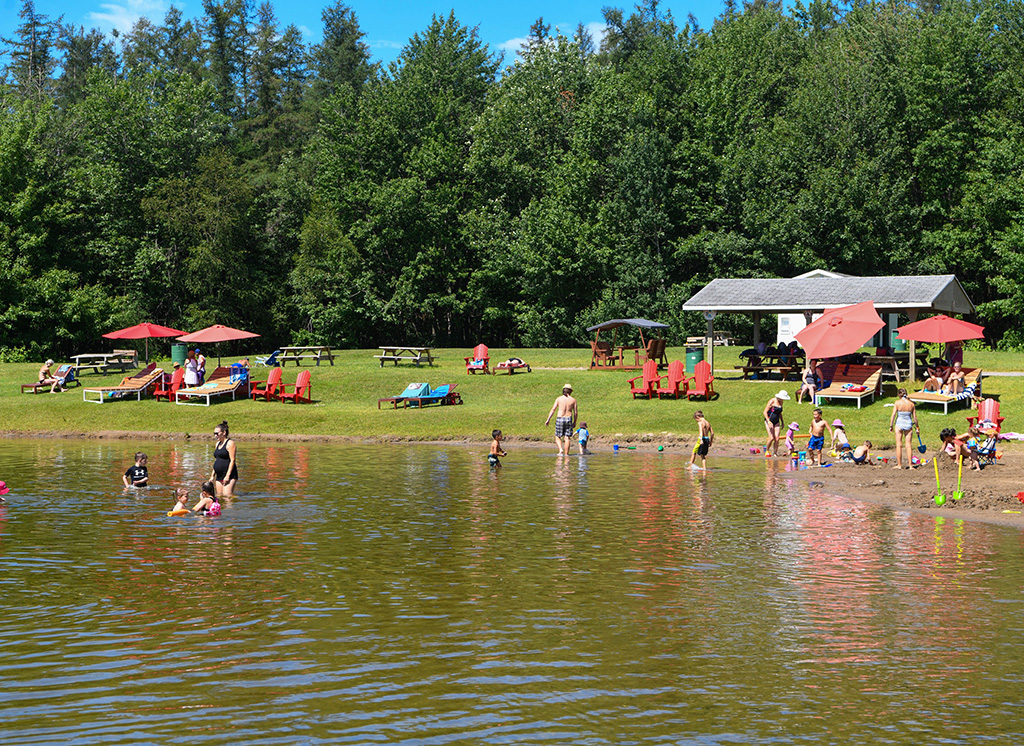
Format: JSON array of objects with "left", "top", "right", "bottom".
[{"left": 2, "top": 347, "right": 1020, "bottom": 446}]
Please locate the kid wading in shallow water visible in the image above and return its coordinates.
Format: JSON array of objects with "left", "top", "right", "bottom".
[
  {"left": 489, "top": 430, "right": 507, "bottom": 469},
  {"left": 122, "top": 452, "right": 149, "bottom": 488},
  {"left": 690, "top": 411, "right": 714, "bottom": 471}
]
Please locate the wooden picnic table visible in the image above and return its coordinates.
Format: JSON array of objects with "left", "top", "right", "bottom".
[
  {"left": 862, "top": 352, "right": 930, "bottom": 382},
  {"left": 279, "top": 346, "right": 336, "bottom": 366},
  {"left": 735, "top": 353, "right": 804, "bottom": 381},
  {"left": 374, "top": 346, "right": 435, "bottom": 367},
  {"left": 71, "top": 352, "right": 137, "bottom": 375}
]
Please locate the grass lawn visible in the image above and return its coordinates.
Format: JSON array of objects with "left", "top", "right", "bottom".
[{"left": 2, "top": 347, "right": 1020, "bottom": 448}]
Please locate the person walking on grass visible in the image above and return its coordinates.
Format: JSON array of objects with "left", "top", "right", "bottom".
[
  {"left": 545, "top": 384, "right": 578, "bottom": 455},
  {"left": 690, "top": 411, "right": 714, "bottom": 471},
  {"left": 889, "top": 388, "right": 919, "bottom": 470}
]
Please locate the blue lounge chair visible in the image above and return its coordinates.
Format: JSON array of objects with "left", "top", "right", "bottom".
[
  {"left": 378, "top": 382, "right": 431, "bottom": 409},
  {"left": 404, "top": 383, "right": 462, "bottom": 408},
  {"left": 255, "top": 350, "right": 281, "bottom": 367}
]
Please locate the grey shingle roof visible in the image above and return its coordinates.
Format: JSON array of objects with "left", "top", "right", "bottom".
[{"left": 683, "top": 275, "right": 974, "bottom": 315}]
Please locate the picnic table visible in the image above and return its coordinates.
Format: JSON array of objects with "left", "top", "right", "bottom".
[
  {"left": 735, "top": 353, "right": 805, "bottom": 381},
  {"left": 862, "top": 351, "right": 930, "bottom": 382},
  {"left": 685, "top": 333, "right": 735, "bottom": 347},
  {"left": 374, "top": 346, "right": 435, "bottom": 367},
  {"left": 279, "top": 346, "right": 336, "bottom": 366},
  {"left": 71, "top": 351, "right": 138, "bottom": 375}
]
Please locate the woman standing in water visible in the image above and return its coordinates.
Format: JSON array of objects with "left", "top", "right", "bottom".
[
  {"left": 210, "top": 420, "right": 239, "bottom": 495},
  {"left": 888, "top": 388, "right": 919, "bottom": 469},
  {"left": 762, "top": 389, "right": 790, "bottom": 457}
]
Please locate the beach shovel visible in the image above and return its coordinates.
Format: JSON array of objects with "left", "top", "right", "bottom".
[
  {"left": 916, "top": 429, "right": 927, "bottom": 454},
  {"left": 933, "top": 456, "right": 946, "bottom": 506},
  {"left": 952, "top": 454, "right": 965, "bottom": 501}
]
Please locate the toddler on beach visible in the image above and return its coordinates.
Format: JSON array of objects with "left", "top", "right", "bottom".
[
  {"left": 807, "top": 409, "right": 833, "bottom": 466},
  {"left": 785, "top": 422, "right": 800, "bottom": 458}
]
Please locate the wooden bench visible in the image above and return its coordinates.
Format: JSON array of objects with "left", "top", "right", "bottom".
[
  {"left": 279, "top": 346, "right": 336, "bottom": 366},
  {"left": 909, "top": 368, "right": 982, "bottom": 414},
  {"left": 814, "top": 363, "right": 882, "bottom": 409}
]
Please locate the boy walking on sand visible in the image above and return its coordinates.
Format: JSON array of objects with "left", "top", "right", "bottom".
[
  {"left": 690, "top": 411, "right": 714, "bottom": 471},
  {"left": 545, "top": 384, "right": 578, "bottom": 455},
  {"left": 489, "top": 429, "right": 507, "bottom": 469},
  {"left": 807, "top": 408, "right": 833, "bottom": 466},
  {"left": 576, "top": 422, "right": 590, "bottom": 455}
]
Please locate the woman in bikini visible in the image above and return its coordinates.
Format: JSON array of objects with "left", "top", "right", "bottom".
[
  {"left": 888, "top": 388, "right": 919, "bottom": 469},
  {"left": 941, "top": 361, "right": 967, "bottom": 395},
  {"left": 762, "top": 390, "right": 790, "bottom": 457}
]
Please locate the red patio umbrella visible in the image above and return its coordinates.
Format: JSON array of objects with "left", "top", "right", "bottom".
[
  {"left": 177, "top": 325, "right": 260, "bottom": 366},
  {"left": 795, "top": 301, "right": 885, "bottom": 360},
  {"left": 896, "top": 315, "right": 985, "bottom": 344},
  {"left": 103, "top": 322, "right": 187, "bottom": 363}
]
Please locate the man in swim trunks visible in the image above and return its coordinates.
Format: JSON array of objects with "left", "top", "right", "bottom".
[
  {"left": 545, "top": 383, "right": 578, "bottom": 455},
  {"left": 690, "top": 410, "right": 714, "bottom": 471},
  {"left": 807, "top": 408, "right": 833, "bottom": 466}
]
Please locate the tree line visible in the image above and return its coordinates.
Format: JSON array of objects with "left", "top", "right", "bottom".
[{"left": 2, "top": 0, "right": 1022, "bottom": 359}]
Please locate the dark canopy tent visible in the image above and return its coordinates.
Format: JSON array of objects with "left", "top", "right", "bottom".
[{"left": 586, "top": 319, "right": 669, "bottom": 369}]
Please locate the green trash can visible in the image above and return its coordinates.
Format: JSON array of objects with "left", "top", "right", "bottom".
[
  {"left": 890, "top": 329, "right": 907, "bottom": 353},
  {"left": 686, "top": 347, "right": 704, "bottom": 374},
  {"left": 171, "top": 343, "right": 188, "bottom": 367}
]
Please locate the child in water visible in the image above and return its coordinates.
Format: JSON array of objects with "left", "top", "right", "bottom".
[
  {"left": 807, "top": 409, "right": 833, "bottom": 466},
  {"left": 785, "top": 422, "right": 800, "bottom": 458},
  {"left": 122, "top": 452, "right": 149, "bottom": 488},
  {"left": 489, "top": 430, "right": 507, "bottom": 469},
  {"left": 690, "top": 411, "right": 714, "bottom": 471},
  {"left": 576, "top": 422, "right": 590, "bottom": 455},
  {"left": 170, "top": 488, "right": 189, "bottom": 513},
  {"left": 191, "top": 481, "right": 222, "bottom": 516}
]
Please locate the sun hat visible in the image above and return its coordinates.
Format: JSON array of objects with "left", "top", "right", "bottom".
[
  {"left": 787, "top": 422, "right": 800, "bottom": 431},
  {"left": 563, "top": 383, "right": 573, "bottom": 391},
  {"left": 0, "top": 481, "right": 9, "bottom": 495},
  {"left": 775, "top": 390, "right": 791, "bottom": 400},
  {"left": 832, "top": 418, "right": 845, "bottom": 428}
]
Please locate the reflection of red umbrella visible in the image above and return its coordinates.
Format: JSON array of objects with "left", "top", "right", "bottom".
[
  {"left": 103, "top": 322, "right": 187, "bottom": 363},
  {"left": 896, "top": 315, "right": 985, "bottom": 344},
  {"left": 178, "top": 325, "right": 260, "bottom": 366},
  {"left": 795, "top": 301, "right": 885, "bottom": 359}
]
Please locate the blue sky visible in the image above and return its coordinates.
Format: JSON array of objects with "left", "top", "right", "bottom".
[{"left": 0, "top": 0, "right": 728, "bottom": 67}]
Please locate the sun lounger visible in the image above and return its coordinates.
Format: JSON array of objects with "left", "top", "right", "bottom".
[
  {"left": 814, "top": 363, "right": 882, "bottom": 409},
  {"left": 379, "top": 382, "right": 431, "bottom": 409},
  {"left": 175, "top": 367, "right": 244, "bottom": 406},
  {"left": 493, "top": 357, "right": 531, "bottom": 375},
  {"left": 908, "top": 368, "right": 981, "bottom": 414},
  {"left": 82, "top": 364, "right": 163, "bottom": 403},
  {"left": 404, "top": 383, "right": 462, "bottom": 408},
  {"left": 22, "top": 364, "right": 79, "bottom": 393}
]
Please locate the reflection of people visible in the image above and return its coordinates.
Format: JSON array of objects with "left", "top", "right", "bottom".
[
  {"left": 122, "top": 452, "right": 149, "bottom": 488},
  {"left": 889, "top": 388, "right": 919, "bottom": 469},
  {"left": 690, "top": 411, "right": 714, "bottom": 471},
  {"left": 210, "top": 420, "right": 238, "bottom": 495},
  {"left": 39, "top": 359, "right": 65, "bottom": 393},
  {"left": 762, "top": 390, "right": 789, "bottom": 457},
  {"left": 489, "top": 429, "right": 506, "bottom": 469},
  {"left": 545, "top": 384, "right": 578, "bottom": 455}
]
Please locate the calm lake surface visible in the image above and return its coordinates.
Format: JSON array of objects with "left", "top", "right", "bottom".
[{"left": 2, "top": 438, "right": 1023, "bottom": 745}]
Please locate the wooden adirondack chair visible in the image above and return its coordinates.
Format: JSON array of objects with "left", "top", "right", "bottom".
[
  {"left": 153, "top": 368, "right": 185, "bottom": 402},
  {"left": 657, "top": 360, "right": 689, "bottom": 399},
  {"left": 687, "top": 360, "right": 716, "bottom": 401},
  {"left": 464, "top": 344, "right": 490, "bottom": 374},
  {"left": 279, "top": 369, "right": 312, "bottom": 403},
  {"left": 250, "top": 367, "right": 283, "bottom": 402},
  {"left": 966, "top": 398, "right": 1005, "bottom": 432},
  {"left": 628, "top": 360, "right": 661, "bottom": 399},
  {"left": 644, "top": 338, "right": 668, "bottom": 368}
]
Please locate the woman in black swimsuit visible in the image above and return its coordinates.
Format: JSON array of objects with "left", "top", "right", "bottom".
[
  {"left": 209, "top": 420, "right": 238, "bottom": 496},
  {"left": 762, "top": 389, "right": 790, "bottom": 457}
]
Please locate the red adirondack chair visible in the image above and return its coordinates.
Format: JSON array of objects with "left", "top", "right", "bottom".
[
  {"left": 966, "top": 397, "right": 1005, "bottom": 432},
  {"left": 657, "top": 360, "right": 689, "bottom": 399},
  {"left": 153, "top": 368, "right": 185, "bottom": 402},
  {"left": 628, "top": 360, "right": 661, "bottom": 399},
  {"left": 250, "top": 367, "right": 283, "bottom": 402},
  {"left": 687, "top": 360, "right": 716, "bottom": 401},
  {"left": 279, "top": 369, "right": 312, "bottom": 404},
  {"left": 464, "top": 344, "right": 490, "bottom": 374}
]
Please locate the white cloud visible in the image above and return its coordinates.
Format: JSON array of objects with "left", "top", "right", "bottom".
[
  {"left": 88, "top": 0, "right": 167, "bottom": 35},
  {"left": 498, "top": 21, "right": 609, "bottom": 63},
  {"left": 498, "top": 36, "right": 529, "bottom": 56},
  {"left": 367, "top": 39, "right": 404, "bottom": 50}
]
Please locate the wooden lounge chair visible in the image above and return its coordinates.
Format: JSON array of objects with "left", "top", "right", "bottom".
[
  {"left": 493, "top": 357, "right": 531, "bottom": 375},
  {"left": 82, "top": 364, "right": 164, "bottom": 403},
  {"left": 153, "top": 368, "right": 185, "bottom": 402},
  {"left": 378, "top": 382, "right": 431, "bottom": 409},
  {"left": 250, "top": 367, "right": 283, "bottom": 402},
  {"left": 175, "top": 367, "right": 245, "bottom": 406},
  {"left": 464, "top": 344, "right": 490, "bottom": 375},
  {"left": 590, "top": 341, "right": 620, "bottom": 368},
  {"left": 404, "top": 383, "right": 462, "bottom": 408},
  {"left": 628, "top": 360, "right": 661, "bottom": 399},
  {"left": 814, "top": 363, "right": 882, "bottom": 409},
  {"left": 687, "top": 359, "right": 716, "bottom": 401},
  {"left": 644, "top": 338, "right": 668, "bottom": 368},
  {"left": 908, "top": 367, "right": 981, "bottom": 415},
  {"left": 22, "top": 364, "right": 79, "bottom": 393},
  {"left": 657, "top": 360, "right": 689, "bottom": 399},
  {"left": 966, "top": 397, "right": 1004, "bottom": 432},
  {"left": 279, "top": 370, "right": 313, "bottom": 404}
]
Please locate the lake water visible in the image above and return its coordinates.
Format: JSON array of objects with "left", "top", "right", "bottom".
[{"left": 1, "top": 438, "right": 1023, "bottom": 744}]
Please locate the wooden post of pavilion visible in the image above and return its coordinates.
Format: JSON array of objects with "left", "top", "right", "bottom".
[{"left": 907, "top": 309, "right": 919, "bottom": 383}]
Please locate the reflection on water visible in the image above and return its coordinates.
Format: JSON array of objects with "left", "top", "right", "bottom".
[{"left": 1, "top": 440, "right": 1023, "bottom": 744}]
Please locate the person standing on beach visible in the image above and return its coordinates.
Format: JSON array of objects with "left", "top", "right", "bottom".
[
  {"left": 545, "top": 384, "right": 578, "bottom": 455},
  {"left": 762, "top": 390, "right": 790, "bottom": 457},
  {"left": 807, "top": 408, "right": 833, "bottom": 466},
  {"left": 889, "top": 388, "right": 919, "bottom": 469},
  {"left": 690, "top": 411, "right": 714, "bottom": 471}
]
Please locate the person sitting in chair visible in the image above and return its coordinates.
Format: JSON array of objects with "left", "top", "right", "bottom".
[
  {"left": 941, "top": 361, "right": 967, "bottom": 395},
  {"left": 39, "top": 359, "right": 65, "bottom": 393}
]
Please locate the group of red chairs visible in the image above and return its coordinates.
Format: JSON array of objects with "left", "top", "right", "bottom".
[
  {"left": 629, "top": 359, "right": 715, "bottom": 401},
  {"left": 152, "top": 367, "right": 313, "bottom": 404}
]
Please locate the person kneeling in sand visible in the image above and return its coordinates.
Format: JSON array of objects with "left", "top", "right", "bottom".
[
  {"left": 851, "top": 441, "right": 873, "bottom": 465},
  {"left": 939, "top": 427, "right": 982, "bottom": 471}
]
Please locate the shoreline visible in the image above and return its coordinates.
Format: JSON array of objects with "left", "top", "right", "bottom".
[{"left": 4, "top": 428, "right": 1023, "bottom": 528}]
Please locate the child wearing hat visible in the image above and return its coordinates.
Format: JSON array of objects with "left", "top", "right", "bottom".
[
  {"left": 831, "top": 418, "right": 852, "bottom": 453},
  {"left": 785, "top": 422, "right": 800, "bottom": 458}
]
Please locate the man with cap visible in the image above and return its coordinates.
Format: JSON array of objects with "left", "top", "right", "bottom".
[{"left": 545, "top": 383, "right": 578, "bottom": 455}]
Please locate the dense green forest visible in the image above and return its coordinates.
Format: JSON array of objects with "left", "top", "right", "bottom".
[{"left": 1, "top": 0, "right": 1022, "bottom": 358}]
